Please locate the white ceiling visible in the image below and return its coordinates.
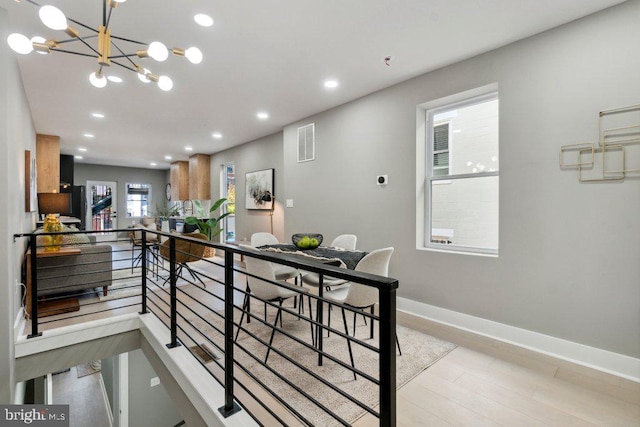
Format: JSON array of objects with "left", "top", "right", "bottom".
[{"left": 4, "top": 0, "right": 627, "bottom": 169}]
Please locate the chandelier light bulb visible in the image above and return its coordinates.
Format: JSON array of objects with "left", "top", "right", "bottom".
[
  {"left": 185, "top": 47, "right": 203, "bottom": 64},
  {"left": 39, "top": 5, "right": 68, "bottom": 31},
  {"left": 30, "top": 36, "right": 49, "bottom": 54},
  {"left": 158, "top": 75, "right": 173, "bottom": 91},
  {"left": 7, "top": 33, "right": 33, "bottom": 54},
  {"left": 137, "top": 68, "right": 151, "bottom": 83},
  {"left": 147, "top": 41, "right": 168, "bottom": 62},
  {"left": 89, "top": 71, "right": 107, "bottom": 88}
]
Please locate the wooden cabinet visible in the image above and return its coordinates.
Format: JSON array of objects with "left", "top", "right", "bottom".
[
  {"left": 36, "top": 134, "right": 60, "bottom": 193},
  {"left": 189, "top": 154, "right": 211, "bottom": 200},
  {"left": 170, "top": 161, "right": 189, "bottom": 200}
]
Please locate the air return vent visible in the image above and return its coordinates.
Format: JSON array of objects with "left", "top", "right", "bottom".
[{"left": 297, "top": 123, "right": 315, "bottom": 162}]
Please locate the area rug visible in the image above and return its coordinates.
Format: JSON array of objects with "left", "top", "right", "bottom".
[{"left": 191, "top": 303, "right": 456, "bottom": 426}]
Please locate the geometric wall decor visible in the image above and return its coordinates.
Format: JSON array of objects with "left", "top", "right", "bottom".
[{"left": 560, "top": 104, "right": 639, "bottom": 182}]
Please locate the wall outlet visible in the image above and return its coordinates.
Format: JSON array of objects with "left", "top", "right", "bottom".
[
  {"left": 377, "top": 175, "right": 388, "bottom": 186},
  {"left": 286, "top": 199, "right": 294, "bottom": 208},
  {"left": 150, "top": 377, "right": 160, "bottom": 387}
]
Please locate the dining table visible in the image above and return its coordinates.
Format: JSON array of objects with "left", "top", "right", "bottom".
[{"left": 257, "top": 243, "right": 368, "bottom": 365}]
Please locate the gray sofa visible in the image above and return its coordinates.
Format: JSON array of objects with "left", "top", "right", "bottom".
[{"left": 35, "top": 240, "right": 113, "bottom": 297}]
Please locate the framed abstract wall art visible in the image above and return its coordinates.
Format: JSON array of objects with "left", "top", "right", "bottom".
[{"left": 245, "top": 168, "right": 274, "bottom": 210}]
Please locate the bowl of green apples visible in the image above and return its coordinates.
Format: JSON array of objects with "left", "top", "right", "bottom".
[{"left": 292, "top": 233, "right": 323, "bottom": 250}]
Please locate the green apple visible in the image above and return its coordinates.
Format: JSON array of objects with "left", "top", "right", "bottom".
[
  {"left": 298, "top": 236, "right": 310, "bottom": 249},
  {"left": 309, "top": 238, "right": 319, "bottom": 247}
]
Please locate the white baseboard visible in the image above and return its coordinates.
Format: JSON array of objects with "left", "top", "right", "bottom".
[{"left": 397, "top": 297, "right": 640, "bottom": 382}]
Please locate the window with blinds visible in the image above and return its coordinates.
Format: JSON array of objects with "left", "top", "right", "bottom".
[
  {"left": 424, "top": 91, "right": 499, "bottom": 254},
  {"left": 126, "top": 183, "right": 151, "bottom": 217},
  {"left": 433, "top": 122, "right": 450, "bottom": 176}
]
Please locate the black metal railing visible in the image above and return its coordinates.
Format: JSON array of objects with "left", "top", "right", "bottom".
[{"left": 13, "top": 229, "right": 399, "bottom": 426}]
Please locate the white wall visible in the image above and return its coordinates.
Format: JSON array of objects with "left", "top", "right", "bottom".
[
  {"left": 0, "top": 6, "right": 38, "bottom": 402},
  {"left": 281, "top": 1, "right": 640, "bottom": 359}
]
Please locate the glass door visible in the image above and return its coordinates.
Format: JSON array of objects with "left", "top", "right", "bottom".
[
  {"left": 87, "top": 180, "right": 118, "bottom": 239},
  {"left": 221, "top": 163, "right": 235, "bottom": 242}
]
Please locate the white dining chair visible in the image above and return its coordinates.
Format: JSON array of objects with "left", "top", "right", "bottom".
[
  {"left": 250, "top": 232, "right": 303, "bottom": 309},
  {"left": 236, "top": 247, "right": 314, "bottom": 362},
  {"left": 323, "top": 247, "right": 401, "bottom": 379},
  {"left": 329, "top": 234, "right": 357, "bottom": 250}
]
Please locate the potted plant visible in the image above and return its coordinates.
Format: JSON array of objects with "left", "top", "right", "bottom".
[
  {"left": 153, "top": 203, "right": 180, "bottom": 231},
  {"left": 184, "top": 198, "right": 230, "bottom": 256}
]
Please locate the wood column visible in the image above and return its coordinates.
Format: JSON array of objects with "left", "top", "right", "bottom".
[
  {"left": 36, "top": 134, "right": 60, "bottom": 193},
  {"left": 189, "top": 154, "right": 211, "bottom": 200},
  {"left": 170, "top": 161, "right": 189, "bottom": 201}
]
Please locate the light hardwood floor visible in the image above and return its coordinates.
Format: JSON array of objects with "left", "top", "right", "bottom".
[
  {"left": 23, "top": 242, "right": 640, "bottom": 426},
  {"left": 351, "top": 311, "right": 640, "bottom": 427}
]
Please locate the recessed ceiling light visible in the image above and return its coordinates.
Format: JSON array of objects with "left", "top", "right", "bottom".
[
  {"left": 150, "top": 162, "right": 157, "bottom": 166},
  {"left": 164, "top": 155, "right": 172, "bottom": 160},
  {"left": 185, "top": 146, "right": 193, "bottom": 151},
  {"left": 75, "top": 155, "right": 83, "bottom": 159},
  {"left": 257, "top": 112, "right": 269, "bottom": 120},
  {"left": 91, "top": 113, "right": 104, "bottom": 118},
  {"left": 83, "top": 133, "right": 94, "bottom": 138},
  {"left": 107, "top": 75, "right": 122, "bottom": 83},
  {"left": 78, "top": 147, "right": 87, "bottom": 152},
  {"left": 212, "top": 132, "right": 222, "bottom": 139},
  {"left": 324, "top": 79, "right": 338, "bottom": 88},
  {"left": 453, "top": 129, "right": 462, "bottom": 133},
  {"left": 194, "top": 14, "right": 214, "bottom": 27}
]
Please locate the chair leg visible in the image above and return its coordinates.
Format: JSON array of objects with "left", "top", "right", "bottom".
[
  {"left": 184, "top": 264, "right": 207, "bottom": 288},
  {"left": 395, "top": 330, "right": 402, "bottom": 355},
  {"left": 307, "top": 296, "right": 315, "bottom": 347},
  {"left": 370, "top": 305, "right": 374, "bottom": 339},
  {"left": 234, "top": 293, "right": 249, "bottom": 342},
  {"left": 341, "top": 307, "right": 356, "bottom": 380},
  {"left": 265, "top": 300, "right": 283, "bottom": 364}
]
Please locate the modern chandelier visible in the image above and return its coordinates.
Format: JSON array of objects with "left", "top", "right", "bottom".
[{"left": 6, "top": 0, "right": 203, "bottom": 91}]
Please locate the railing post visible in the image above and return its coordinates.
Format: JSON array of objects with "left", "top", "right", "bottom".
[
  {"left": 166, "top": 236, "right": 180, "bottom": 349},
  {"left": 218, "top": 248, "right": 241, "bottom": 417},
  {"left": 139, "top": 230, "right": 148, "bottom": 315},
  {"left": 27, "top": 235, "right": 41, "bottom": 338},
  {"left": 317, "top": 273, "right": 324, "bottom": 366},
  {"left": 379, "top": 284, "right": 397, "bottom": 426}
]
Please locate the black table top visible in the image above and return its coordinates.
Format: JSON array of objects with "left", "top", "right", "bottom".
[{"left": 257, "top": 244, "right": 367, "bottom": 270}]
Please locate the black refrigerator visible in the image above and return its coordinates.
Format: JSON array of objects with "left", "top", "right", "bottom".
[{"left": 71, "top": 185, "right": 87, "bottom": 230}]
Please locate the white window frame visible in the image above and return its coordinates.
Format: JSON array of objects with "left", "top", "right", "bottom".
[
  {"left": 125, "top": 183, "right": 152, "bottom": 218},
  {"left": 423, "top": 90, "right": 499, "bottom": 255}
]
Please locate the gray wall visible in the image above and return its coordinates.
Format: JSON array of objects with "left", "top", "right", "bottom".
[
  {"left": 74, "top": 163, "right": 169, "bottom": 228},
  {"left": 0, "top": 6, "right": 38, "bottom": 403},
  {"left": 282, "top": 1, "right": 640, "bottom": 357},
  {"left": 128, "top": 349, "right": 182, "bottom": 427},
  {"left": 214, "top": 1, "right": 640, "bottom": 359},
  {"left": 209, "top": 132, "right": 286, "bottom": 243}
]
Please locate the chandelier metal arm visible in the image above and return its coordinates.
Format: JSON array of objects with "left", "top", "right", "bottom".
[
  {"left": 110, "top": 34, "right": 148, "bottom": 46},
  {"left": 49, "top": 49, "right": 98, "bottom": 59},
  {"left": 56, "top": 34, "right": 99, "bottom": 45},
  {"left": 110, "top": 60, "right": 141, "bottom": 74},
  {"left": 109, "top": 39, "right": 139, "bottom": 69},
  {"left": 66, "top": 18, "right": 99, "bottom": 35}
]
